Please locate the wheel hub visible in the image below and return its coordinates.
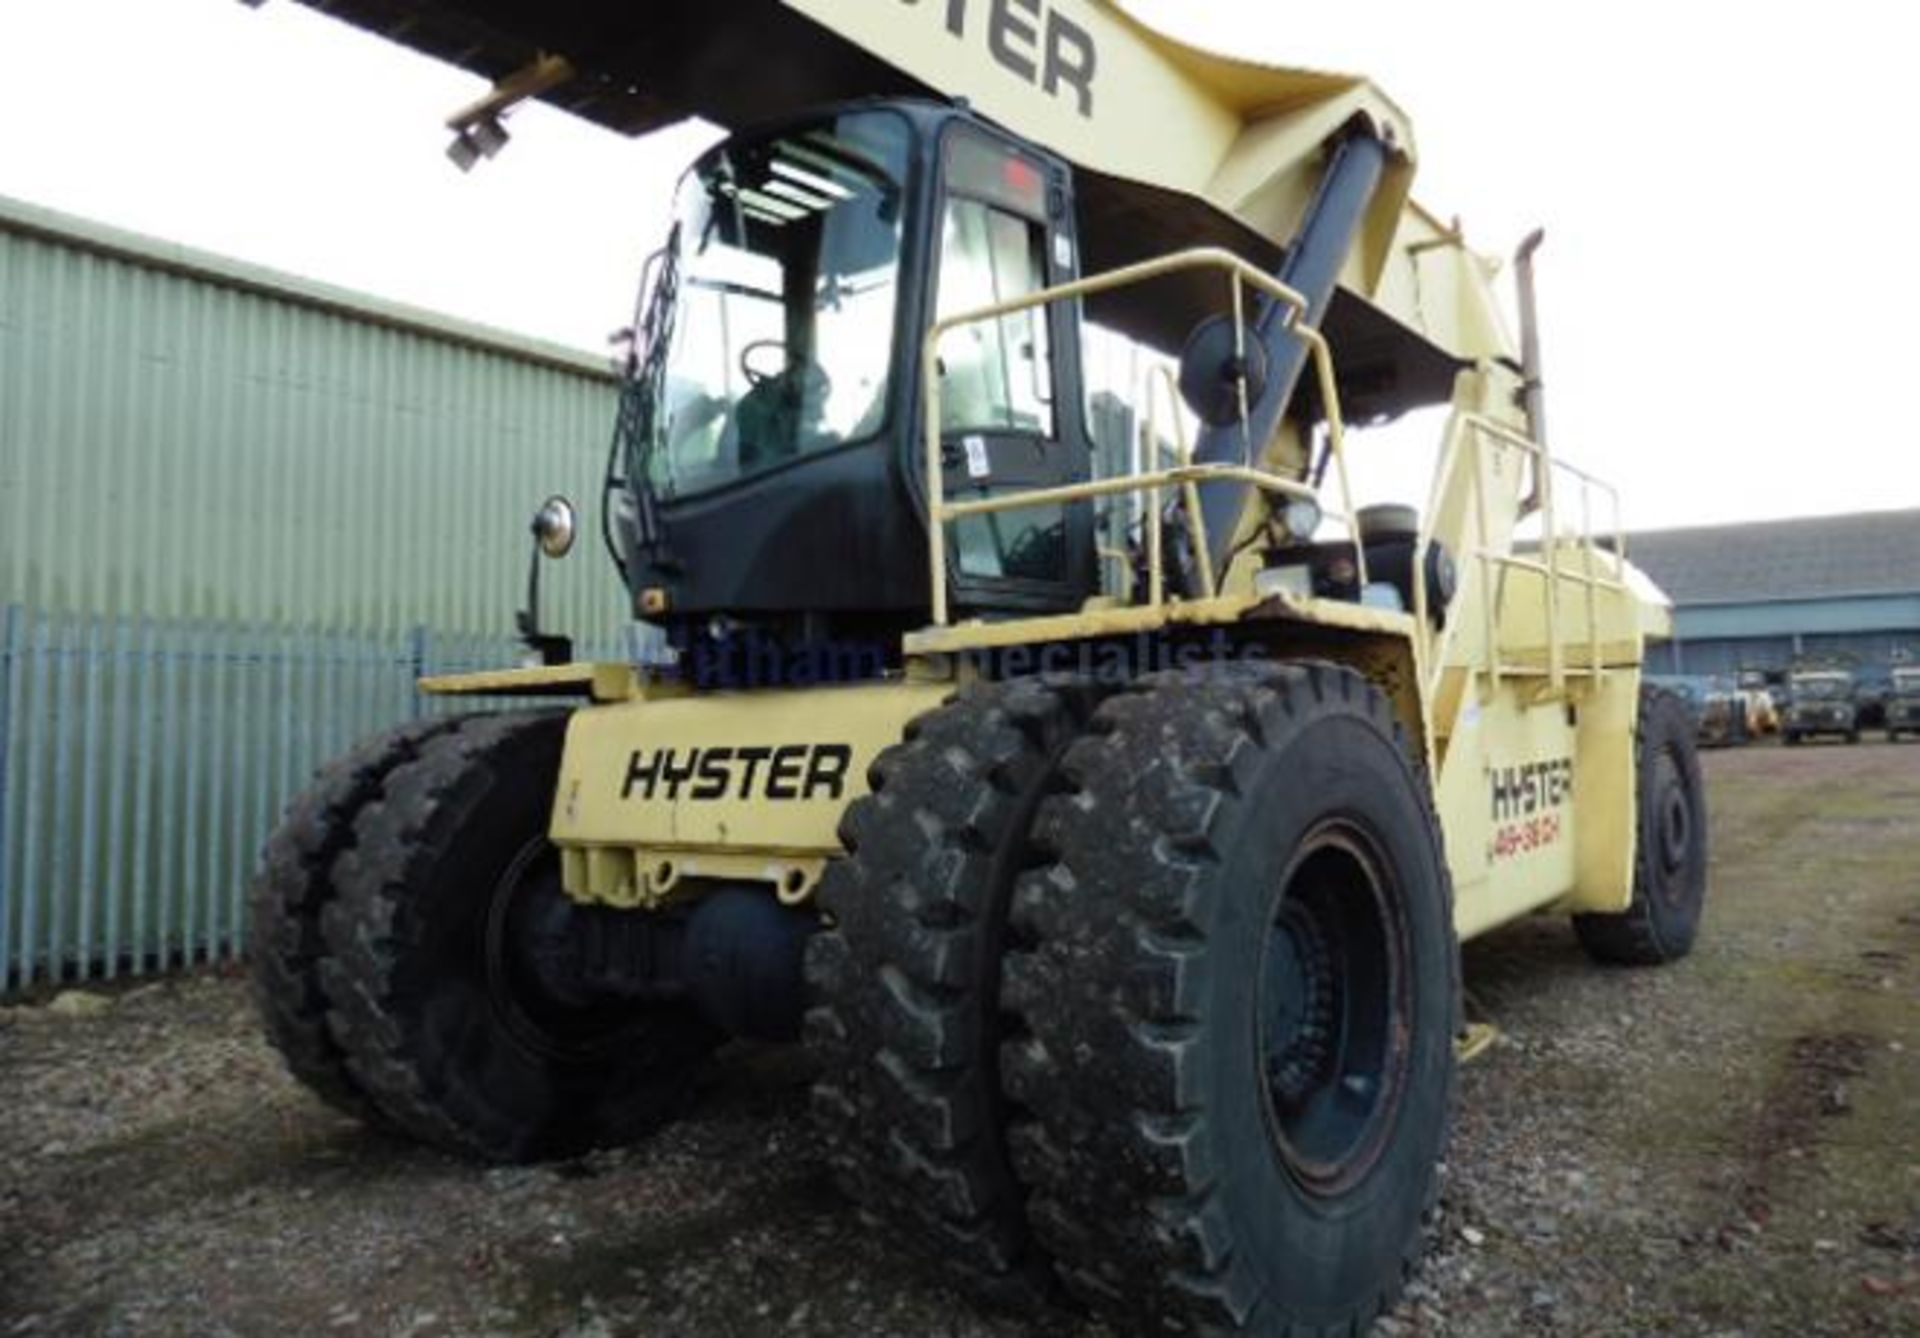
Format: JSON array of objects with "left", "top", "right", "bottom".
[
  {"left": 504, "top": 869, "right": 598, "bottom": 1010},
  {"left": 1653, "top": 751, "right": 1693, "bottom": 884},
  {"left": 483, "top": 839, "right": 640, "bottom": 1062},
  {"left": 1263, "top": 901, "right": 1338, "bottom": 1108},
  {"left": 1256, "top": 824, "right": 1411, "bottom": 1197},
  {"left": 1660, "top": 790, "right": 1688, "bottom": 870}
]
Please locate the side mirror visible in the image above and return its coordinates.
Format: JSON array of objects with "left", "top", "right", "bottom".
[
  {"left": 532, "top": 495, "right": 577, "bottom": 560},
  {"left": 518, "top": 495, "right": 577, "bottom": 666},
  {"left": 1177, "top": 314, "right": 1270, "bottom": 429}
]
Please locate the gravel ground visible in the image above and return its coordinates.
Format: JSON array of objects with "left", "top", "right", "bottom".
[{"left": 3, "top": 740, "right": 1918, "bottom": 1336}]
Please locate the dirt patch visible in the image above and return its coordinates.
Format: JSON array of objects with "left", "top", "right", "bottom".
[{"left": 1732, "top": 1032, "right": 1875, "bottom": 1230}]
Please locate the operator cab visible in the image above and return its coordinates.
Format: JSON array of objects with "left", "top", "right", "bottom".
[{"left": 617, "top": 99, "right": 1096, "bottom": 669}]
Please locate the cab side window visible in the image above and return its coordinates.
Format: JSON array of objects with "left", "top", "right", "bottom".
[
  {"left": 935, "top": 131, "right": 1073, "bottom": 588},
  {"left": 935, "top": 200, "right": 1054, "bottom": 437}
]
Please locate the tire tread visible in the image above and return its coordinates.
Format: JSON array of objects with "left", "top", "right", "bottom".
[
  {"left": 804, "top": 677, "right": 1100, "bottom": 1297},
  {"left": 247, "top": 715, "right": 466, "bottom": 1121},
  {"left": 1573, "top": 686, "right": 1708, "bottom": 966},
  {"left": 1000, "top": 660, "right": 1457, "bottom": 1334}
]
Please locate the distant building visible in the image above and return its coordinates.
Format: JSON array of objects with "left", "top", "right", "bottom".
[{"left": 1628, "top": 509, "right": 1920, "bottom": 681}]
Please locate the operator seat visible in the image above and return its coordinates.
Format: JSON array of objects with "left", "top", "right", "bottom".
[{"left": 723, "top": 360, "right": 831, "bottom": 475}]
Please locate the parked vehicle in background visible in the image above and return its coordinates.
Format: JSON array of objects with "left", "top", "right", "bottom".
[
  {"left": 1886, "top": 666, "right": 1920, "bottom": 740},
  {"left": 1740, "top": 688, "right": 1779, "bottom": 736},
  {"left": 1783, "top": 668, "right": 1860, "bottom": 744},
  {"left": 1697, "top": 692, "right": 1752, "bottom": 748},
  {"left": 1660, "top": 676, "right": 1773, "bottom": 748},
  {"left": 1737, "top": 666, "right": 1789, "bottom": 717}
]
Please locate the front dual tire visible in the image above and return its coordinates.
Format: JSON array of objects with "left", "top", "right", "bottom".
[
  {"left": 809, "top": 664, "right": 1459, "bottom": 1333},
  {"left": 251, "top": 712, "right": 717, "bottom": 1162}
]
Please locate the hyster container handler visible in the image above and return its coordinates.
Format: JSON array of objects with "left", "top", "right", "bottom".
[{"left": 251, "top": 2, "right": 1709, "bottom": 1330}]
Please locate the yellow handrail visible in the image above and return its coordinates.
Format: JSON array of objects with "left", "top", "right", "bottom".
[
  {"left": 1412, "top": 410, "right": 1627, "bottom": 698},
  {"left": 922, "top": 247, "right": 1364, "bottom": 626}
]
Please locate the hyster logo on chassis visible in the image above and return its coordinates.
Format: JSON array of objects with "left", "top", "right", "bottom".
[
  {"left": 621, "top": 745, "right": 853, "bottom": 803},
  {"left": 900, "top": 0, "right": 1098, "bottom": 117},
  {"left": 1488, "top": 757, "right": 1574, "bottom": 861}
]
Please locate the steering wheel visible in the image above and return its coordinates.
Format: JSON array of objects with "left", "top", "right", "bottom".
[
  {"left": 720, "top": 344, "right": 835, "bottom": 469},
  {"left": 740, "top": 339, "right": 789, "bottom": 389}
]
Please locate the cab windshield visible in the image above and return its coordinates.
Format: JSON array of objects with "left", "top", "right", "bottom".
[
  {"left": 638, "top": 111, "right": 911, "bottom": 498},
  {"left": 1793, "top": 676, "right": 1849, "bottom": 700},
  {"left": 1892, "top": 670, "right": 1920, "bottom": 696}
]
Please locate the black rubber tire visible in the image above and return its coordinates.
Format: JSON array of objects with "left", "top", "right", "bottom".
[
  {"left": 1574, "top": 687, "right": 1709, "bottom": 966},
  {"left": 319, "top": 711, "right": 719, "bottom": 1162},
  {"left": 1001, "top": 662, "right": 1458, "bottom": 1334},
  {"left": 248, "top": 715, "right": 466, "bottom": 1122},
  {"left": 1847, "top": 730, "right": 1862, "bottom": 745},
  {"left": 1784, "top": 731, "right": 1801, "bottom": 746},
  {"left": 804, "top": 678, "right": 1101, "bottom": 1296}
]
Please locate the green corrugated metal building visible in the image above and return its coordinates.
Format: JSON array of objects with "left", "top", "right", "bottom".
[
  {"left": 0, "top": 192, "right": 625, "bottom": 635},
  {"left": 0, "top": 193, "right": 630, "bottom": 990}
]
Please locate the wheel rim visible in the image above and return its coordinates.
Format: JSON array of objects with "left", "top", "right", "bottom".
[
  {"left": 482, "top": 837, "right": 638, "bottom": 1064},
  {"left": 1256, "top": 821, "right": 1411, "bottom": 1196},
  {"left": 1651, "top": 747, "right": 1697, "bottom": 894}
]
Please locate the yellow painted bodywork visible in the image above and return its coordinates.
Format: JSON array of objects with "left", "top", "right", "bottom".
[
  {"left": 1400, "top": 369, "right": 1650, "bottom": 934},
  {"left": 420, "top": 661, "right": 655, "bottom": 702},
  {"left": 548, "top": 679, "right": 953, "bottom": 904}
]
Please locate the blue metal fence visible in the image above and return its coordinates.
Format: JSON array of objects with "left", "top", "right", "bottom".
[{"left": 0, "top": 605, "right": 608, "bottom": 993}]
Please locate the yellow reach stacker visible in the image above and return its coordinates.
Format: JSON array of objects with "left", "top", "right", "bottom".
[{"left": 250, "top": 4, "right": 1709, "bottom": 1330}]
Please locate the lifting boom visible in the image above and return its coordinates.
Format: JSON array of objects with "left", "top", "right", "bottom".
[{"left": 298, "top": 0, "right": 1512, "bottom": 395}]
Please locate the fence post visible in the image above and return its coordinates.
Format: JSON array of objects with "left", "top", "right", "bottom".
[
  {"left": 76, "top": 616, "right": 104, "bottom": 981},
  {"left": 409, "top": 624, "right": 429, "bottom": 721},
  {"left": 0, "top": 604, "right": 19, "bottom": 993}
]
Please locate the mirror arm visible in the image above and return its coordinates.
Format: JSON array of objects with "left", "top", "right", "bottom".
[{"left": 515, "top": 538, "right": 573, "bottom": 666}]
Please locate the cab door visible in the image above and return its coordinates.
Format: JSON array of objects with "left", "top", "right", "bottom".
[{"left": 931, "top": 124, "right": 1094, "bottom": 615}]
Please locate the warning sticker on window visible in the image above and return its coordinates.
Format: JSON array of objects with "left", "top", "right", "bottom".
[{"left": 964, "top": 435, "right": 990, "bottom": 480}]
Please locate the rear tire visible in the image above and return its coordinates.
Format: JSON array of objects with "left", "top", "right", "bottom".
[
  {"left": 249, "top": 716, "right": 466, "bottom": 1122},
  {"left": 1001, "top": 662, "right": 1458, "bottom": 1333},
  {"left": 1574, "top": 687, "right": 1708, "bottom": 965},
  {"left": 319, "top": 712, "right": 719, "bottom": 1161},
  {"left": 804, "top": 678, "right": 1100, "bottom": 1296}
]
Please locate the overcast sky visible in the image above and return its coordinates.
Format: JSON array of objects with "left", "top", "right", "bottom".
[{"left": 2, "top": 0, "right": 1915, "bottom": 531}]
